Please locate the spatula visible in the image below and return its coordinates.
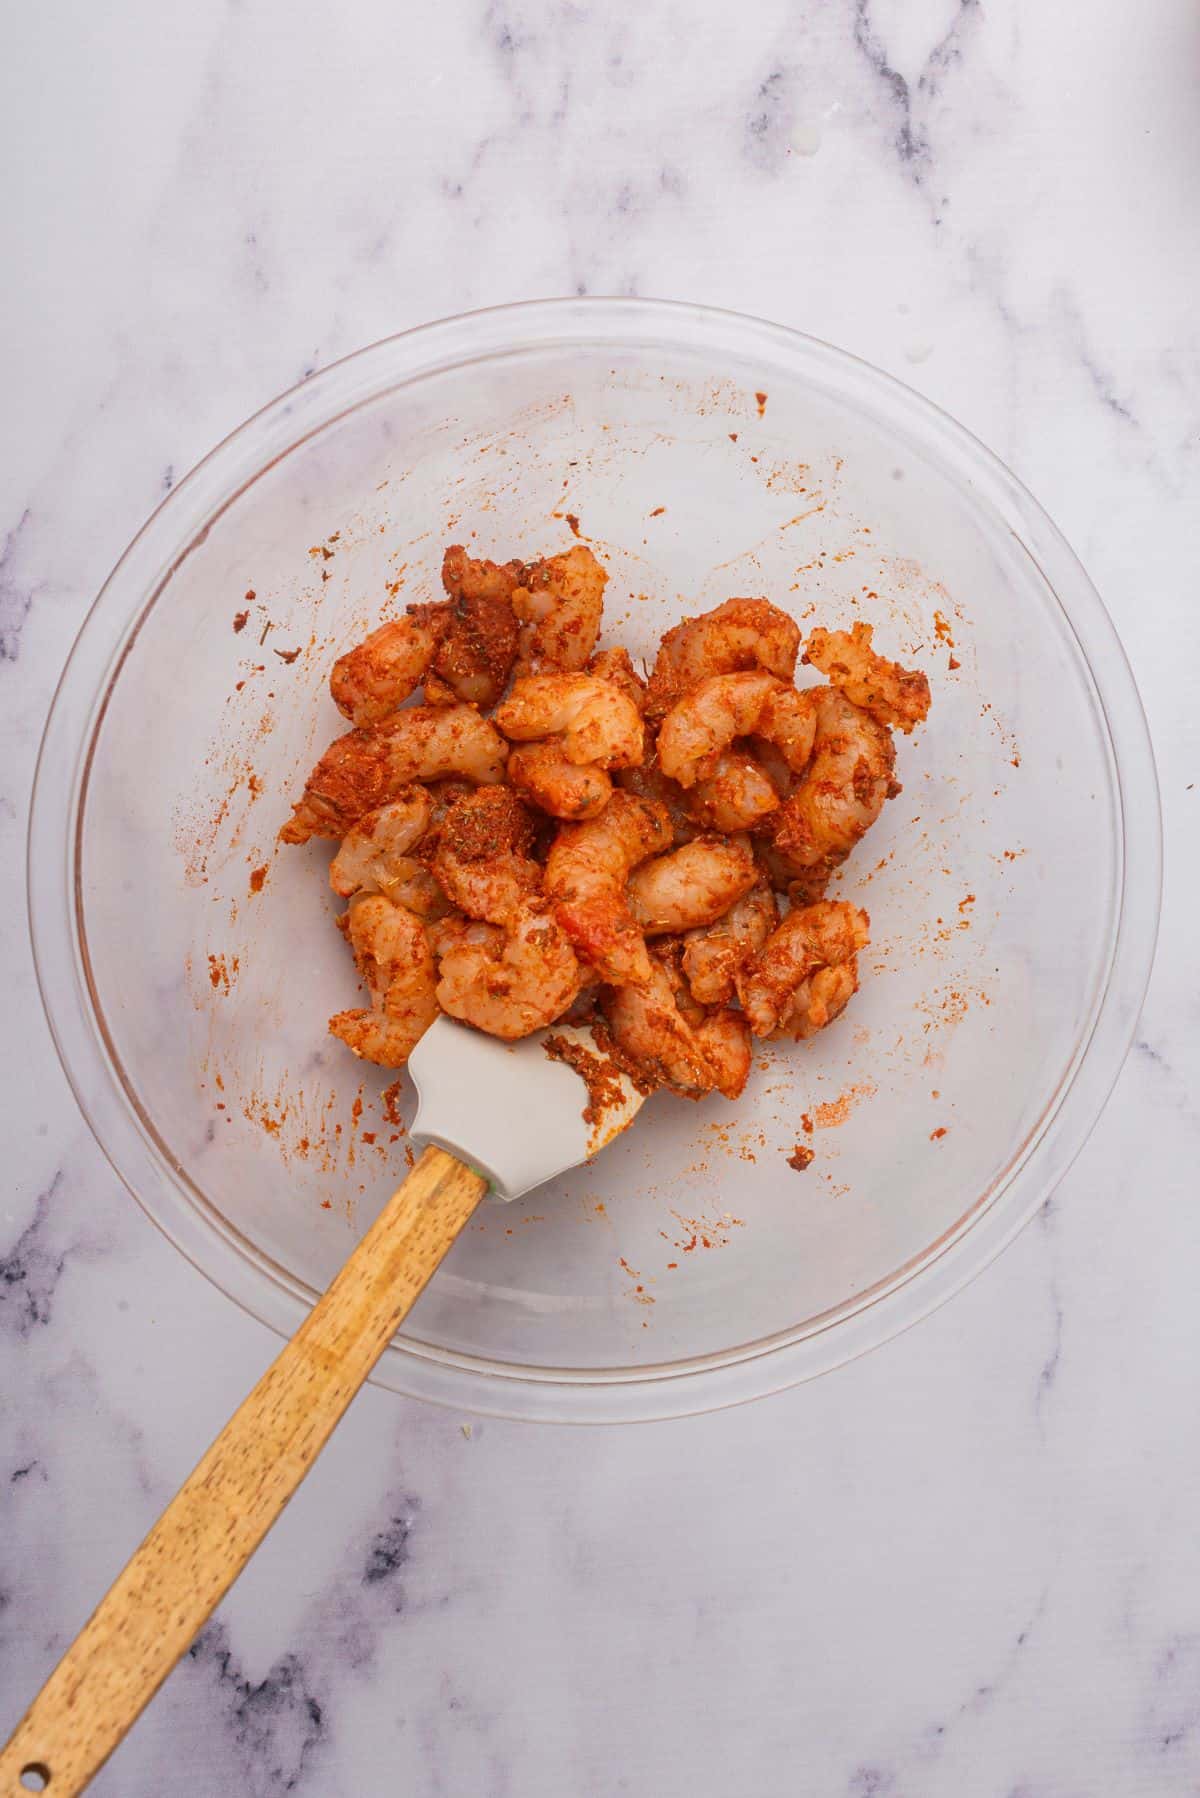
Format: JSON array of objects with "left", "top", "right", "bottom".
[{"left": 0, "top": 1018, "right": 646, "bottom": 1798}]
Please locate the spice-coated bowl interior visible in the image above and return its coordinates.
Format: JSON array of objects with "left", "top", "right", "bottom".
[{"left": 29, "top": 300, "right": 1160, "bottom": 1420}]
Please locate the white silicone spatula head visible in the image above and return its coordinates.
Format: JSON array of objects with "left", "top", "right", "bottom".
[{"left": 407, "top": 1014, "right": 647, "bottom": 1200}]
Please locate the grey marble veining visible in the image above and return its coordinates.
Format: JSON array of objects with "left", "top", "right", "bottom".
[{"left": 2, "top": 0, "right": 1198, "bottom": 1791}]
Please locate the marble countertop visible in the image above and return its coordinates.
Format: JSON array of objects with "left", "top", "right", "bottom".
[{"left": 3, "top": 2, "right": 1197, "bottom": 1792}]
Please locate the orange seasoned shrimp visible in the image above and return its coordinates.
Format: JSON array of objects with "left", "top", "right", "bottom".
[
  {"left": 495, "top": 673, "right": 643, "bottom": 769},
  {"left": 805, "top": 622, "right": 931, "bottom": 735},
  {"left": 432, "top": 787, "right": 541, "bottom": 924},
  {"left": 329, "top": 788, "right": 432, "bottom": 896},
  {"left": 544, "top": 790, "right": 671, "bottom": 985},
  {"left": 434, "top": 907, "right": 582, "bottom": 1039},
  {"left": 587, "top": 644, "right": 647, "bottom": 712},
  {"left": 737, "top": 900, "right": 869, "bottom": 1040},
  {"left": 627, "top": 835, "right": 757, "bottom": 936},
  {"left": 657, "top": 671, "right": 817, "bottom": 788},
  {"left": 601, "top": 958, "right": 751, "bottom": 1098},
  {"left": 507, "top": 742, "right": 613, "bottom": 821},
  {"left": 616, "top": 759, "right": 699, "bottom": 845},
  {"left": 512, "top": 545, "right": 606, "bottom": 676},
  {"left": 280, "top": 705, "right": 507, "bottom": 844},
  {"left": 330, "top": 612, "right": 447, "bottom": 728},
  {"left": 645, "top": 597, "right": 801, "bottom": 720},
  {"left": 428, "top": 545, "right": 522, "bottom": 707},
  {"left": 771, "top": 687, "right": 896, "bottom": 891},
  {"left": 328, "top": 894, "right": 439, "bottom": 1066},
  {"left": 695, "top": 1006, "right": 754, "bottom": 1099},
  {"left": 328, "top": 789, "right": 451, "bottom": 919},
  {"left": 689, "top": 748, "right": 781, "bottom": 832},
  {"left": 681, "top": 877, "right": 778, "bottom": 1006}
]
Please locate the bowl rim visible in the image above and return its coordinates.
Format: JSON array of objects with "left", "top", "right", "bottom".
[{"left": 27, "top": 296, "right": 1162, "bottom": 1422}]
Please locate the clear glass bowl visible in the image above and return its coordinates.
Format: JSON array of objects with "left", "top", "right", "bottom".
[{"left": 29, "top": 299, "right": 1160, "bottom": 1421}]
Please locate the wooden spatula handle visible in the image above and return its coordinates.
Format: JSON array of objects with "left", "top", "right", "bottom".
[{"left": 0, "top": 1145, "right": 486, "bottom": 1797}]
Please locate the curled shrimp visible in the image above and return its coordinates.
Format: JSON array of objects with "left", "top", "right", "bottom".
[
  {"left": 627, "top": 835, "right": 757, "bottom": 936},
  {"left": 328, "top": 894, "right": 439, "bottom": 1066},
  {"left": 616, "top": 759, "right": 699, "bottom": 845},
  {"left": 689, "top": 748, "right": 781, "bottom": 832},
  {"left": 328, "top": 788, "right": 449, "bottom": 919},
  {"left": 434, "top": 907, "right": 582, "bottom": 1040},
  {"left": 587, "top": 645, "right": 647, "bottom": 712},
  {"left": 512, "top": 545, "right": 606, "bottom": 676},
  {"left": 432, "top": 786, "right": 541, "bottom": 924},
  {"left": 507, "top": 742, "right": 614, "bottom": 821},
  {"left": 681, "top": 877, "right": 778, "bottom": 1006},
  {"left": 280, "top": 705, "right": 507, "bottom": 845},
  {"left": 770, "top": 687, "right": 897, "bottom": 892},
  {"left": 330, "top": 612, "right": 446, "bottom": 728},
  {"left": 657, "top": 671, "right": 817, "bottom": 789},
  {"left": 805, "top": 622, "right": 931, "bottom": 735},
  {"left": 736, "top": 900, "right": 869, "bottom": 1040},
  {"left": 602, "top": 958, "right": 751, "bottom": 1099},
  {"left": 645, "top": 597, "right": 800, "bottom": 719},
  {"left": 495, "top": 673, "right": 643, "bottom": 770},
  {"left": 544, "top": 790, "right": 671, "bottom": 985},
  {"left": 329, "top": 787, "right": 432, "bottom": 896},
  {"left": 427, "top": 545, "right": 522, "bottom": 707}
]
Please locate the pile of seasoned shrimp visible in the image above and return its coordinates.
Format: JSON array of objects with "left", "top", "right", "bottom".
[{"left": 279, "top": 541, "right": 931, "bottom": 1101}]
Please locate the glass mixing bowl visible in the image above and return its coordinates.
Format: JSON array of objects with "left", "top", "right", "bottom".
[{"left": 29, "top": 299, "right": 1160, "bottom": 1421}]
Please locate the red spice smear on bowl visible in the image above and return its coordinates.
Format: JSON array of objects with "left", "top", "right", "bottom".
[
  {"left": 565, "top": 513, "right": 582, "bottom": 537},
  {"left": 207, "top": 953, "right": 237, "bottom": 993},
  {"left": 248, "top": 865, "right": 267, "bottom": 894},
  {"left": 787, "top": 1143, "right": 814, "bottom": 1172},
  {"left": 755, "top": 390, "right": 768, "bottom": 416},
  {"left": 811, "top": 1081, "right": 877, "bottom": 1129},
  {"left": 930, "top": 1126, "right": 948, "bottom": 1141},
  {"left": 232, "top": 610, "right": 249, "bottom": 634}
]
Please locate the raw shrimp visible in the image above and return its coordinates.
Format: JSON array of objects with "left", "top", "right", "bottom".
[
  {"left": 507, "top": 742, "right": 614, "bottom": 821},
  {"left": 689, "top": 748, "right": 781, "bottom": 832},
  {"left": 770, "top": 687, "right": 897, "bottom": 890},
  {"left": 328, "top": 789, "right": 452, "bottom": 919},
  {"left": 495, "top": 673, "right": 644, "bottom": 770},
  {"left": 330, "top": 612, "right": 446, "bottom": 728},
  {"left": 601, "top": 959, "right": 751, "bottom": 1099},
  {"left": 328, "top": 895, "right": 439, "bottom": 1066},
  {"left": 657, "top": 671, "right": 817, "bottom": 788},
  {"left": 695, "top": 1007, "right": 754, "bottom": 1100},
  {"left": 587, "top": 644, "right": 647, "bottom": 712},
  {"left": 429, "top": 545, "right": 522, "bottom": 707},
  {"left": 512, "top": 545, "right": 606, "bottom": 676},
  {"left": 329, "top": 788, "right": 432, "bottom": 896},
  {"left": 280, "top": 705, "right": 507, "bottom": 844},
  {"left": 805, "top": 622, "right": 931, "bottom": 735},
  {"left": 434, "top": 907, "right": 582, "bottom": 1039},
  {"left": 737, "top": 900, "right": 869, "bottom": 1040},
  {"left": 432, "top": 786, "right": 541, "bottom": 924},
  {"left": 645, "top": 597, "right": 801, "bottom": 720},
  {"left": 627, "top": 835, "right": 757, "bottom": 936},
  {"left": 544, "top": 790, "right": 671, "bottom": 985},
  {"left": 681, "top": 878, "right": 778, "bottom": 1006},
  {"left": 616, "top": 760, "right": 698, "bottom": 845}
]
